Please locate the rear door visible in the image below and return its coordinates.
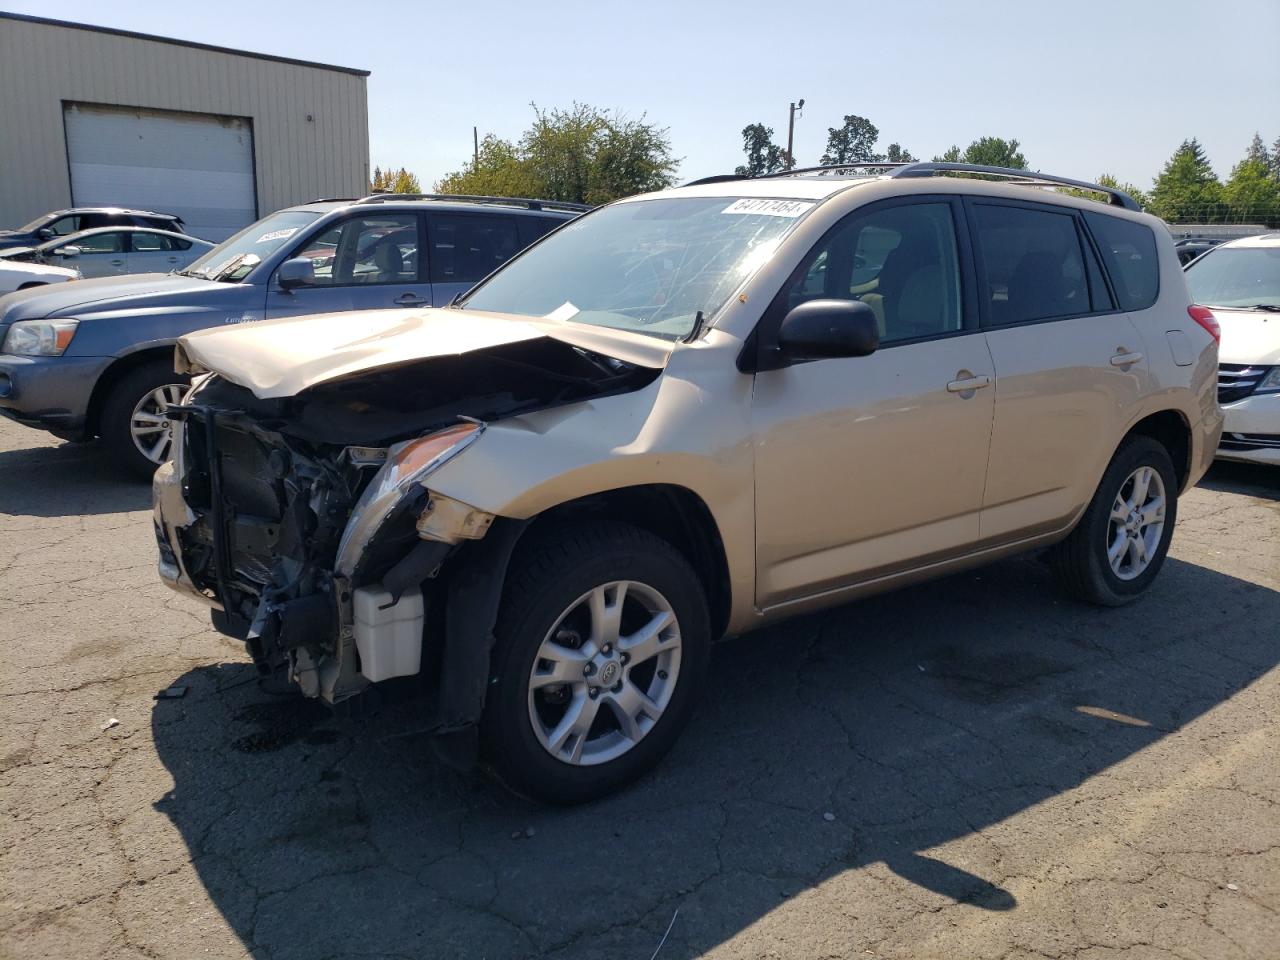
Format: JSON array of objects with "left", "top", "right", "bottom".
[
  {"left": 425, "top": 211, "right": 521, "bottom": 305},
  {"left": 126, "top": 231, "right": 188, "bottom": 274},
  {"left": 969, "top": 198, "right": 1146, "bottom": 542},
  {"left": 265, "top": 212, "right": 432, "bottom": 318}
]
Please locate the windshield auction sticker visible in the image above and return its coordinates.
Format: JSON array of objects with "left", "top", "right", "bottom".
[
  {"left": 545, "top": 301, "right": 580, "bottom": 322},
  {"left": 255, "top": 228, "right": 298, "bottom": 244},
  {"left": 721, "top": 199, "right": 814, "bottom": 218}
]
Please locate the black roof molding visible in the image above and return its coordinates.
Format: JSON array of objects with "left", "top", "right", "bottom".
[
  {"left": 0, "top": 12, "right": 371, "bottom": 77},
  {"left": 355, "top": 193, "right": 593, "bottom": 213}
]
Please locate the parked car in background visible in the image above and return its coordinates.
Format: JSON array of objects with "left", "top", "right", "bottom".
[
  {"left": 0, "top": 259, "right": 80, "bottom": 295},
  {"left": 1174, "top": 237, "right": 1224, "bottom": 266},
  {"left": 0, "top": 227, "right": 214, "bottom": 278},
  {"left": 0, "top": 194, "right": 585, "bottom": 476},
  {"left": 0, "top": 207, "right": 186, "bottom": 248},
  {"left": 1185, "top": 233, "right": 1280, "bottom": 465},
  {"left": 153, "top": 163, "right": 1222, "bottom": 803}
]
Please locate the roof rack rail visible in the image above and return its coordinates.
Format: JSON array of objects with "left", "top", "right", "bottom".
[
  {"left": 308, "top": 197, "right": 361, "bottom": 203},
  {"left": 682, "top": 174, "right": 749, "bottom": 186},
  {"left": 888, "top": 162, "right": 1141, "bottom": 210},
  {"left": 355, "top": 193, "right": 593, "bottom": 213}
]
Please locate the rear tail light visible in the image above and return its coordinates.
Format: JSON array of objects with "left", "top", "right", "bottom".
[{"left": 1188, "top": 305, "right": 1220, "bottom": 342}]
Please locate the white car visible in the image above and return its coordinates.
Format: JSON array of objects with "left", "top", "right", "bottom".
[
  {"left": 0, "top": 226, "right": 214, "bottom": 279},
  {"left": 1184, "top": 233, "right": 1280, "bottom": 465},
  {"left": 0, "top": 258, "right": 79, "bottom": 295}
]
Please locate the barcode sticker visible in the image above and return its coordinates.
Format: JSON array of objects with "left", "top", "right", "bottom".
[{"left": 721, "top": 199, "right": 814, "bottom": 218}]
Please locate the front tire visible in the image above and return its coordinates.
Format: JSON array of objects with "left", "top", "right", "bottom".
[
  {"left": 100, "top": 360, "right": 189, "bottom": 480},
  {"left": 1050, "top": 435, "right": 1178, "bottom": 606},
  {"left": 481, "top": 523, "right": 710, "bottom": 804}
]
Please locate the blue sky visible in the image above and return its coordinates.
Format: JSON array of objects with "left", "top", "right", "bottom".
[{"left": 6, "top": 0, "right": 1278, "bottom": 191}]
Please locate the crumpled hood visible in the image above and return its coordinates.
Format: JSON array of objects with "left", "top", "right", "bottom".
[
  {"left": 177, "top": 307, "right": 673, "bottom": 399},
  {"left": 1213, "top": 307, "right": 1280, "bottom": 366},
  {"left": 0, "top": 272, "right": 218, "bottom": 323}
]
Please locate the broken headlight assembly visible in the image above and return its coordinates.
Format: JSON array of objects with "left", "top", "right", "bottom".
[{"left": 335, "top": 420, "right": 485, "bottom": 575}]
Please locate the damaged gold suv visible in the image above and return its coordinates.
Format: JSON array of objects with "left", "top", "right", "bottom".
[{"left": 154, "top": 163, "right": 1223, "bottom": 802}]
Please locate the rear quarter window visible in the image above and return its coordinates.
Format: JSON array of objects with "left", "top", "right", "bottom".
[{"left": 1084, "top": 213, "right": 1160, "bottom": 311}]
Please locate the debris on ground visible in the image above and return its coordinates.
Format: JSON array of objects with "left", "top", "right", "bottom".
[
  {"left": 100, "top": 717, "right": 120, "bottom": 732},
  {"left": 823, "top": 811, "right": 836, "bottom": 822},
  {"left": 154, "top": 685, "right": 188, "bottom": 700}
]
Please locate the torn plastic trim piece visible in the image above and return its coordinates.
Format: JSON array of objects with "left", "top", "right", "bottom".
[
  {"left": 416, "top": 493, "right": 495, "bottom": 544},
  {"left": 431, "top": 517, "right": 530, "bottom": 772}
]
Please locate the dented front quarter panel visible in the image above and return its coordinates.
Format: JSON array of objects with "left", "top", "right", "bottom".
[{"left": 423, "top": 327, "right": 760, "bottom": 634}]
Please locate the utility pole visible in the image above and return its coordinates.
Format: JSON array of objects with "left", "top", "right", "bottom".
[
  {"left": 473, "top": 126, "right": 479, "bottom": 167},
  {"left": 785, "top": 98, "right": 805, "bottom": 170}
]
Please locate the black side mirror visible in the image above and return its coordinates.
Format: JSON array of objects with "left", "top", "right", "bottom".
[
  {"left": 36, "top": 228, "right": 54, "bottom": 241},
  {"left": 777, "top": 298, "right": 880, "bottom": 362},
  {"left": 277, "top": 257, "right": 316, "bottom": 290}
]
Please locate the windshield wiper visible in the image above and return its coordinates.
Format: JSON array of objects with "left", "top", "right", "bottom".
[{"left": 1208, "top": 303, "right": 1280, "bottom": 312}]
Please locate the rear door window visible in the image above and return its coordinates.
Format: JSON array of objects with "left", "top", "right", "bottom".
[
  {"left": 428, "top": 214, "right": 520, "bottom": 284},
  {"left": 1084, "top": 213, "right": 1160, "bottom": 311},
  {"left": 971, "top": 203, "right": 1093, "bottom": 325}
]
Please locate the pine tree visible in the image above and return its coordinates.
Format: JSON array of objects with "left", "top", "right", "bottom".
[{"left": 1148, "top": 139, "right": 1224, "bottom": 223}]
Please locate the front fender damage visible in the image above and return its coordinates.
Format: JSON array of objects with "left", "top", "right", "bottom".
[{"left": 156, "top": 335, "right": 658, "bottom": 769}]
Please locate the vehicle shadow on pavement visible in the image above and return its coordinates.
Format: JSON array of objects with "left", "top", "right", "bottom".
[
  {"left": 0, "top": 438, "right": 148, "bottom": 517},
  {"left": 1197, "top": 460, "right": 1279, "bottom": 501},
  {"left": 150, "top": 551, "right": 1280, "bottom": 959}
]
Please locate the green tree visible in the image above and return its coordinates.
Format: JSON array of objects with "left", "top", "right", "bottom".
[
  {"left": 821, "top": 115, "right": 883, "bottom": 165},
  {"left": 932, "top": 138, "right": 1026, "bottom": 168},
  {"left": 1244, "top": 132, "right": 1271, "bottom": 166},
  {"left": 1222, "top": 143, "right": 1280, "bottom": 226},
  {"left": 1270, "top": 135, "right": 1280, "bottom": 181},
  {"left": 435, "top": 104, "right": 678, "bottom": 204},
  {"left": 1148, "top": 139, "right": 1225, "bottom": 223},
  {"left": 436, "top": 135, "right": 539, "bottom": 198},
  {"left": 885, "top": 143, "right": 916, "bottom": 163},
  {"left": 735, "top": 123, "right": 785, "bottom": 177},
  {"left": 1096, "top": 173, "right": 1149, "bottom": 209},
  {"left": 370, "top": 166, "right": 422, "bottom": 193}
]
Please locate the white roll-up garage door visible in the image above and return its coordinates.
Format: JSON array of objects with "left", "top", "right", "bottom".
[{"left": 64, "top": 103, "right": 256, "bottom": 242}]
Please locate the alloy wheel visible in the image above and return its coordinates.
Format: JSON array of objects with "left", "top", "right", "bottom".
[
  {"left": 129, "top": 384, "right": 186, "bottom": 464},
  {"left": 1106, "top": 465, "right": 1167, "bottom": 581},
  {"left": 527, "top": 580, "right": 682, "bottom": 766}
]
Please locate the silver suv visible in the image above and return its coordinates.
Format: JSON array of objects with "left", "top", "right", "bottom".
[{"left": 155, "top": 163, "right": 1224, "bottom": 802}]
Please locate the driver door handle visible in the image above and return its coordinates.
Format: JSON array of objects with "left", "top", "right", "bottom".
[
  {"left": 394, "top": 293, "right": 428, "bottom": 307},
  {"left": 110, "top": 259, "right": 125, "bottom": 266},
  {"left": 946, "top": 374, "right": 992, "bottom": 393}
]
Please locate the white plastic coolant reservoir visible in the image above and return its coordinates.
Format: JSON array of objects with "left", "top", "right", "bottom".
[{"left": 352, "top": 585, "right": 424, "bottom": 682}]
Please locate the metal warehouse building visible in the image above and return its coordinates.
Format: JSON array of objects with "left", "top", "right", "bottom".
[{"left": 0, "top": 13, "right": 370, "bottom": 240}]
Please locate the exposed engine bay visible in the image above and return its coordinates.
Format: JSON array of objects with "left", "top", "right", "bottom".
[{"left": 156, "top": 336, "right": 659, "bottom": 722}]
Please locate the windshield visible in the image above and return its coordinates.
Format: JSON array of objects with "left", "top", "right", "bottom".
[
  {"left": 17, "top": 214, "right": 53, "bottom": 232},
  {"left": 181, "top": 210, "right": 322, "bottom": 282},
  {"left": 460, "top": 197, "right": 815, "bottom": 339},
  {"left": 1186, "top": 245, "right": 1280, "bottom": 308}
]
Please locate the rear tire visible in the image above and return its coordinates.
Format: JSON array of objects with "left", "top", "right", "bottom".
[
  {"left": 1050, "top": 435, "right": 1178, "bottom": 606},
  {"left": 100, "top": 360, "right": 189, "bottom": 481},
  {"left": 481, "top": 522, "right": 710, "bottom": 804}
]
